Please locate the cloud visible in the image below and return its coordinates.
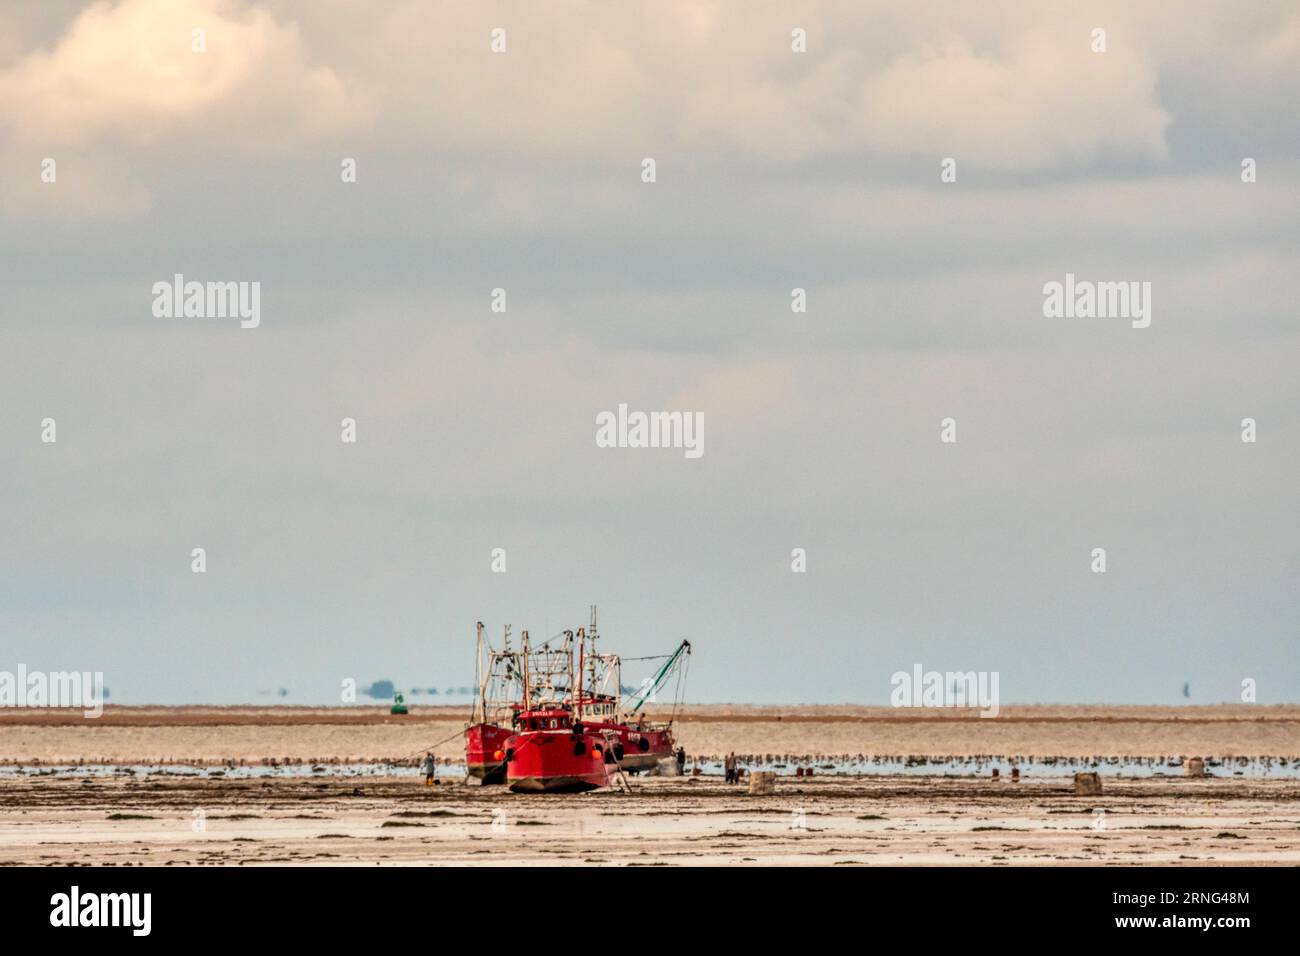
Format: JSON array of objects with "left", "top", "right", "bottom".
[
  {"left": 0, "top": 2, "right": 1296, "bottom": 703},
  {"left": 3, "top": 0, "right": 1289, "bottom": 230},
  {"left": 0, "top": 0, "right": 358, "bottom": 150},
  {"left": 857, "top": 30, "right": 1170, "bottom": 169},
  {"left": 2, "top": 1, "right": 1176, "bottom": 171}
]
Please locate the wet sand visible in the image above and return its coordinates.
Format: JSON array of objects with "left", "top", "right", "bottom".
[
  {"left": 3, "top": 705, "right": 1296, "bottom": 865},
  {"left": 1, "top": 774, "right": 1296, "bottom": 866}
]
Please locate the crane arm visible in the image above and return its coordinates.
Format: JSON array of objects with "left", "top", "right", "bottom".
[{"left": 626, "top": 639, "right": 691, "bottom": 714}]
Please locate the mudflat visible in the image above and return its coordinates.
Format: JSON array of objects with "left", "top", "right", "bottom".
[{"left": 1, "top": 774, "right": 1296, "bottom": 866}]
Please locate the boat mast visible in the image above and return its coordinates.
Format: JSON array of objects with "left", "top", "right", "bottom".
[
  {"left": 588, "top": 604, "right": 599, "bottom": 693},
  {"left": 473, "top": 621, "right": 485, "bottom": 724},
  {"left": 562, "top": 629, "right": 574, "bottom": 706},
  {"left": 576, "top": 627, "right": 585, "bottom": 721},
  {"left": 520, "top": 629, "right": 530, "bottom": 711}
]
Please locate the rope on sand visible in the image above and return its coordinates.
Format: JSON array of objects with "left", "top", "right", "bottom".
[{"left": 401, "top": 726, "right": 470, "bottom": 763}]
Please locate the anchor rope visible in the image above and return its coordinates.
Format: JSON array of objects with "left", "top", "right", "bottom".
[{"left": 400, "top": 726, "right": 473, "bottom": 763}]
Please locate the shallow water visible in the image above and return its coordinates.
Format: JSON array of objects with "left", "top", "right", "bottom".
[
  {"left": 3, "top": 754, "right": 1297, "bottom": 780},
  {"left": 714, "top": 755, "right": 1300, "bottom": 779}
]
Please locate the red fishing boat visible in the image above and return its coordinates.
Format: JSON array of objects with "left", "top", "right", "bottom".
[
  {"left": 465, "top": 608, "right": 692, "bottom": 788},
  {"left": 502, "top": 629, "right": 616, "bottom": 792},
  {"left": 503, "top": 707, "right": 615, "bottom": 793},
  {"left": 581, "top": 716, "right": 676, "bottom": 773},
  {"left": 572, "top": 607, "right": 690, "bottom": 774},
  {"left": 464, "top": 622, "right": 521, "bottom": 784},
  {"left": 465, "top": 722, "right": 514, "bottom": 783}
]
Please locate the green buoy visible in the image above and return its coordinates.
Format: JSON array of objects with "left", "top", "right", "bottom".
[{"left": 390, "top": 692, "right": 408, "bottom": 715}]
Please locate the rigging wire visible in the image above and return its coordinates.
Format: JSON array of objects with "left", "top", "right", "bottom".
[{"left": 669, "top": 652, "right": 690, "bottom": 725}]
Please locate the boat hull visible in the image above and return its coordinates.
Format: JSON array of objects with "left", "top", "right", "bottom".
[
  {"left": 465, "top": 722, "right": 513, "bottom": 784},
  {"left": 505, "top": 730, "right": 612, "bottom": 793},
  {"left": 507, "top": 774, "right": 603, "bottom": 794},
  {"left": 583, "top": 721, "right": 675, "bottom": 772}
]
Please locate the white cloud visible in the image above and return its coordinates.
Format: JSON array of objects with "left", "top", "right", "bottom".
[
  {"left": 857, "top": 29, "right": 1170, "bottom": 169},
  {"left": 1, "top": 0, "right": 1177, "bottom": 171},
  {"left": 0, "top": 0, "right": 359, "bottom": 149}
]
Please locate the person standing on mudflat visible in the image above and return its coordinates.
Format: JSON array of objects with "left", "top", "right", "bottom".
[{"left": 422, "top": 751, "right": 435, "bottom": 786}]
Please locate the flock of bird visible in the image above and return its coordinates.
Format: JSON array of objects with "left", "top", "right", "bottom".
[{"left": 2, "top": 752, "right": 1295, "bottom": 773}]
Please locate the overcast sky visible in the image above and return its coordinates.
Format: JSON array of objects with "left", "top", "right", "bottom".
[{"left": 1, "top": 1, "right": 1296, "bottom": 705}]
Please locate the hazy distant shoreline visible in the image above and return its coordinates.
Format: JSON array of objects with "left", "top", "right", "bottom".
[{"left": 3, "top": 703, "right": 1296, "bottom": 725}]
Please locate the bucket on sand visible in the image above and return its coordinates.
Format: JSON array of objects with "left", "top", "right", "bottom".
[
  {"left": 748, "top": 771, "right": 776, "bottom": 795},
  {"left": 1184, "top": 757, "right": 1205, "bottom": 777},
  {"left": 1073, "top": 772, "right": 1103, "bottom": 796}
]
